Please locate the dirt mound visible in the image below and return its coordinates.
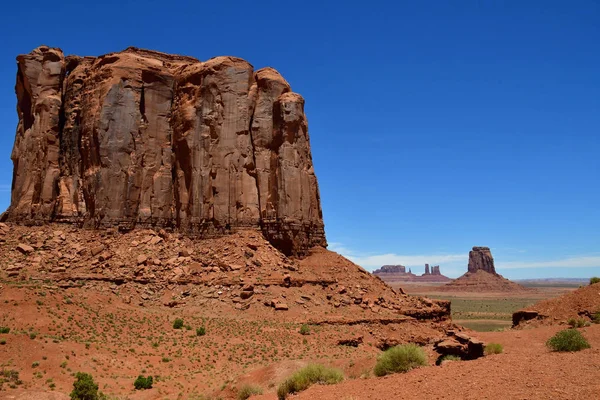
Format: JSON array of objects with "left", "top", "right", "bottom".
[
  {"left": 252, "top": 325, "right": 600, "bottom": 400},
  {"left": 438, "top": 270, "right": 531, "bottom": 293},
  {"left": 513, "top": 282, "right": 600, "bottom": 327},
  {"left": 0, "top": 222, "right": 463, "bottom": 399}
]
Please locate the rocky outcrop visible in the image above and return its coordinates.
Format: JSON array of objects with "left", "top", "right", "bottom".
[
  {"left": 468, "top": 246, "right": 496, "bottom": 274},
  {"left": 373, "top": 265, "right": 406, "bottom": 274},
  {"left": 424, "top": 264, "right": 430, "bottom": 275},
  {"left": 431, "top": 265, "right": 441, "bottom": 275},
  {"left": 5, "top": 46, "right": 326, "bottom": 256}
]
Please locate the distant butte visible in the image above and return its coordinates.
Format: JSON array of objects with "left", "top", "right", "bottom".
[
  {"left": 373, "top": 263, "right": 451, "bottom": 283},
  {"left": 440, "top": 246, "right": 530, "bottom": 292}
]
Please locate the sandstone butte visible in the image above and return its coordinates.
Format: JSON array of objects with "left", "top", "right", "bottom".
[
  {"left": 440, "top": 246, "right": 529, "bottom": 292},
  {"left": 3, "top": 45, "right": 325, "bottom": 256}
]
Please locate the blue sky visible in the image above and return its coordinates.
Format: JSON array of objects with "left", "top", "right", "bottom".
[{"left": 0, "top": 1, "right": 598, "bottom": 279}]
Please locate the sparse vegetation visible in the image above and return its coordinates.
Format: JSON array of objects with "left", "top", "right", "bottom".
[
  {"left": 173, "top": 318, "right": 184, "bottom": 329},
  {"left": 373, "top": 344, "right": 427, "bottom": 377},
  {"left": 0, "top": 339, "right": 6, "bottom": 345},
  {"left": 484, "top": 343, "right": 504, "bottom": 355},
  {"left": 590, "top": 277, "right": 600, "bottom": 285},
  {"left": 134, "top": 375, "right": 153, "bottom": 390},
  {"left": 197, "top": 326, "right": 206, "bottom": 336},
  {"left": 277, "top": 364, "right": 343, "bottom": 400},
  {"left": 237, "top": 384, "right": 263, "bottom": 399},
  {"left": 0, "top": 369, "right": 22, "bottom": 390},
  {"left": 592, "top": 311, "right": 600, "bottom": 324},
  {"left": 70, "top": 372, "right": 99, "bottom": 400},
  {"left": 440, "top": 355, "right": 461, "bottom": 362},
  {"left": 0, "top": 327, "right": 10, "bottom": 334},
  {"left": 299, "top": 324, "right": 310, "bottom": 335},
  {"left": 546, "top": 329, "right": 591, "bottom": 352},
  {"left": 567, "top": 318, "right": 589, "bottom": 328}
]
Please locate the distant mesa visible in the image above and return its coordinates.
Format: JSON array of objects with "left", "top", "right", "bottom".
[
  {"left": 373, "top": 263, "right": 451, "bottom": 283},
  {"left": 440, "top": 246, "right": 529, "bottom": 293}
]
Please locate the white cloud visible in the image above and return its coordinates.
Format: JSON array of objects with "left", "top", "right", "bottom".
[
  {"left": 328, "top": 242, "right": 600, "bottom": 276},
  {"left": 327, "top": 242, "right": 467, "bottom": 272},
  {"left": 498, "top": 256, "right": 600, "bottom": 269}
]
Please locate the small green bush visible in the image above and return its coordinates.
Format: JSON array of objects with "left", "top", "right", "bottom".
[
  {"left": 277, "top": 364, "right": 343, "bottom": 400},
  {"left": 299, "top": 324, "right": 310, "bottom": 335},
  {"left": 173, "top": 318, "right": 184, "bottom": 329},
  {"left": 546, "top": 329, "right": 591, "bottom": 352},
  {"left": 237, "top": 384, "right": 263, "bottom": 400},
  {"left": 440, "top": 355, "right": 461, "bottom": 362},
  {"left": 70, "top": 372, "right": 99, "bottom": 400},
  {"left": 592, "top": 311, "right": 600, "bottom": 324},
  {"left": 134, "top": 375, "right": 153, "bottom": 390},
  {"left": 373, "top": 344, "right": 427, "bottom": 377},
  {"left": 590, "top": 277, "right": 600, "bottom": 285},
  {"left": 0, "top": 339, "right": 6, "bottom": 345},
  {"left": 567, "top": 318, "right": 589, "bottom": 328},
  {"left": 0, "top": 327, "right": 10, "bottom": 334},
  {"left": 484, "top": 343, "right": 504, "bottom": 355},
  {"left": 196, "top": 326, "right": 206, "bottom": 336}
]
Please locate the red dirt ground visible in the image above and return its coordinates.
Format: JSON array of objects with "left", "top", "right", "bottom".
[
  {"left": 254, "top": 325, "right": 600, "bottom": 400},
  {"left": 514, "top": 282, "right": 600, "bottom": 327}
]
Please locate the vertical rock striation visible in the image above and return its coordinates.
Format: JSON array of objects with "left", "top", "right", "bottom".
[
  {"left": 5, "top": 46, "right": 326, "bottom": 256},
  {"left": 467, "top": 246, "right": 496, "bottom": 274}
]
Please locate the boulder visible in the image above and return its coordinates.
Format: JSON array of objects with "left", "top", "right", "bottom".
[{"left": 16, "top": 243, "right": 34, "bottom": 255}]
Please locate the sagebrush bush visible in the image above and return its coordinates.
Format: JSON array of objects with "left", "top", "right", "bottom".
[
  {"left": 590, "top": 277, "right": 600, "bottom": 285},
  {"left": 299, "top": 324, "right": 310, "bottom": 335},
  {"left": 277, "top": 364, "right": 343, "bottom": 399},
  {"left": 70, "top": 372, "right": 99, "bottom": 400},
  {"left": 373, "top": 344, "right": 427, "bottom": 377},
  {"left": 567, "top": 318, "right": 589, "bottom": 328},
  {"left": 592, "top": 311, "right": 600, "bottom": 324},
  {"left": 196, "top": 326, "right": 206, "bottom": 336},
  {"left": 0, "top": 327, "right": 10, "bottom": 334},
  {"left": 546, "top": 329, "right": 591, "bottom": 352},
  {"left": 173, "top": 318, "right": 184, "bottom": 329},
  {"left": 440, "top": 355, "right": 461, "bottom": 362},
  {"left": 484, "top": 343, "right": 504, "bottom": 355},
  {"left": 134, "top": 375, "right": 153, "bottom": 390},
  {"left": 237, "top": 384, "right": 263, "bottom": 399}
]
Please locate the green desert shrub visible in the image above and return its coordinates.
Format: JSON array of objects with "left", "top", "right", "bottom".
[
  {"left": 373, "top": 344, "right": 427, "bottom": 377},
  {"left": 440, "top": 355, "right": 461, "bottom": 362},
  {"left": 299, "top": 324, "right": 310, "bottom": 335},
  {"left": 70, "top": 372, "right": 99, "bottom": 400},
  {"left": 196, "top": 326, "right": 206, "bottom": 336},
  {"left": 237, "top": 384, "right": 263, "bottom": 399},
  {"left": 592, "top": 311, "right": 600, "bottom": 324},
  {"left": 546, "top": 329, "right": 591, "bottom": 352},
  {"left": 590, "top": 277, "right": 600, "bottom": 285},
  {"left": 277, "top": 364, "right": 343, "bottom": 399},
  {"left": 173, "top": 318, "right": 184, "bottom": 329},
  {"left": 0, "top": 327, "right": 10, "bottom": 334},
  {"left": 134, "top": 375, "right": 153, "bottom": 390},
  {"left": 567, "top": 318, "right": 589, "bottom": 328},
  {"left": 484, "top": 343, "right": 504, "bottom": 355}
]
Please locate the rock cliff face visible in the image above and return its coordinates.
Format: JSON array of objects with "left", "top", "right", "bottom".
[
  {"left": 467, "top": 246, "right": 496, "bottom": 274},
  {"left": 5, "top": 46, "right": 326, "bottom": 256}
]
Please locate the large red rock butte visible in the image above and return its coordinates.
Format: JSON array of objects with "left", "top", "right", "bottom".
[{"left": 4, "top": 46, "right": 326, "bottom": 256}]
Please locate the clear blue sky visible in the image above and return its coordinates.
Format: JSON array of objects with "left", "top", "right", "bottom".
[{"left": 0, "top": 1, "right": 598, "bottom": 279}]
